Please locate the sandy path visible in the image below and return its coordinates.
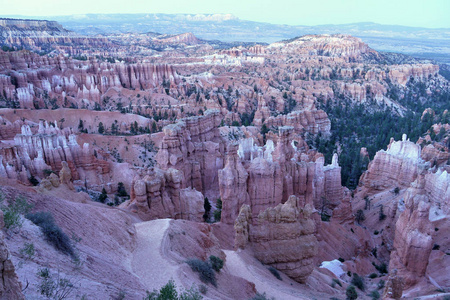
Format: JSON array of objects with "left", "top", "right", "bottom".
[
  {"left": 224, "top": 250, "right": 313, "bottom": 300},
  {"left": 132, "top": 219, "right": 180, "bottom": 291}
]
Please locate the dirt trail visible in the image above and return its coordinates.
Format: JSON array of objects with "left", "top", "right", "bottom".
[{"left": 132, "top": 219, "right": 181, "bottom": 291}]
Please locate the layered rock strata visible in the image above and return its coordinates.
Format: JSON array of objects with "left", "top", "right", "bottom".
[{"left": 234, "top": 195, "right": 318, "bottom": 283}]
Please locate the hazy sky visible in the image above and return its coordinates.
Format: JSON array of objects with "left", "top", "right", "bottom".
[{"left": 0, "top": 0, "right": 448, "bottom": 28}]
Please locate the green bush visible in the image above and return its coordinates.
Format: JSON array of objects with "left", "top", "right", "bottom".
[
  {"left": 19, "top": 242, "right": 35, "bottom": 259},
  {"left": 351, "top": 273, "right": 365, "bottom": 291},
  {"left": 186, "top": 259, "right": 216, "bottom": 287},
  {"left": 209, "top": 256, "right": 223, "bottom": 272},
  {"left": 268, "top": 266, "right": 282, "bottom": 281},
  {"left": 98, "top": 188, "right": 108, "bottom": 203},
  {"left": 346, "top": 285, "right": 358, "bottom": 300},
  {"left": 370, "top": 290, "right": 380, "bottom": 300},
  {"left": 213, "top": 198, "right": 222, "bottom": 222},
  {"left": 37, "top": 267, "right": 76, "bottom": 299},
  {"left": 203, "top": 198, "right": 211, "bottom": 222},
  {"left": 26, "top": 212, "right": 75, "bottom": 258},
  {"left": 369, "top": 273, "right": 378, "bottom": 279},
  {"left": 145, "top": 280, "right": 203, "bottom": 300},
  {"left": 355, "top": 209, "right": 366, "bottom": 224},
  {"left": 372, "top": 262, "right": 388, "bottom": 274},
  {"left": 0, "top": 194, "right": 33, "bottom": 230}
]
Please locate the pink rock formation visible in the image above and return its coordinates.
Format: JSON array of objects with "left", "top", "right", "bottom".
[
  {"left": 263, "top": 109, "right": 331, "bottom": 135},
  {"left": 130, "top": 167, "right": 204, "bottom": 221},
  {"left": 219, "top": 127, "right": 343, "bottom": 224},
  {"left": 235, "top": 195, "right": 318, "bottom": 283},
  {"left": 389, "top": 178, "right": 434, "bottom": 288},
  {"left": 156, "top": 110, "right": 224, "bottom": 197},
  {"left": 0, "top": 123, "right": 109, "bottom": 184},
  {"left": 360, "top": 135, "right": 422, "bottom": 190},
  {"left": 218, "top": 143, "right": 250, "bottom": 224}
]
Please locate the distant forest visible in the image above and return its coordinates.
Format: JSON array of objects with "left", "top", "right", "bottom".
[{"left": 310, "top": 77, "right": 450, "bottom": 189}]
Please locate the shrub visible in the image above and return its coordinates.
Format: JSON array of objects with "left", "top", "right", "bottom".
[
  {"left": 338, "top": 257, "right": 345, "bottom": 263},
  {"left": 369, "top": 273, "right": 378, "bottom": 279},
  {"left": 433, "top": 244, "right": 440, "bottom": 250},
  {"left": 351, "top": 273, "right": 365, "bottom": 291},
  {"left": 198, "top": 284, "right": 207, "bottom": 295},
  {"left": 268, "top": 266, "right": 282, "bottom": 280},
  {"left": 19, "top": 242, "right": 35, "bottom": 259},
  {"left": 26, "top": 212, "right": 75, "bottom": 258},
  {"left": 355, "top": 209, "right": 366, "bottom": 224},
  {"left": 203, "top": 198, "right": 211, "bottom": 222},
  {"left": 213, "top": 198, "right": 222, "bottom": 222},
  {"left": 372, "top": 262, "right": 388, "bottom": 274},
  {"left": 98, "top": 188, "right": 108, "bottom": 203},
  {"left": 116, "top": 182, "right": 128, "bottom": 197},
  {"left": 0, "top": 194, "right": 33, "bottom": 230},
  {"left": 370, "top": 290, "right": 380, "bottom": 300},
  {"left": 209, "top": 256, "right": 223, "bottom": 272},
  {"left": 145, "top": 280, "right": 203, "bottom": 300},
  {"left": 37, "top": 267, "right": 76, "bottom": 299},
  {"left": 346, "top": 285, "right": 358, "bottom": 300},
  {"left": 321, "top": 213, "right": 331, "bottom": 222},
  {"left": 29, "top": 175, "right": 39, "bottom": 186},
  {"left": 186, "top": 259, "right": 216, "bottom": 287},
  {"left": 393, "top": 187, "right": 400, "bottom": 194}
]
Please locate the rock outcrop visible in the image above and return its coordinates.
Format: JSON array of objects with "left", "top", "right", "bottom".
[
  {"left": 360, "top": 134, "right": 424, "bottom": 190},
  {"left": 389, "top": 179, "right": 434, "bottom": 288},
  {"left": 156, "top": 110, "right": 224, "bottom": 198},
  {"left": 0, "top": 123, "right": 109, "bottom": 185},
  {"left": 219, "top": 127, "right": 343, "bottom": 224},
  {"left": 218, "top": 143, "right": 250, "bottom": 225},
  {"left": 234, "top": 195, "right": 318, "bottom": 283},
  {"left": 130, "top": 167, "right": 204, "bottom": 221}
]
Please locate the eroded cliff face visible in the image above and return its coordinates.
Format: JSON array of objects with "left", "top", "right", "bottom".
[
  {"left": 155, "top": 110, "right": 224, "bottom": 197},
  {"left": 129, "top": 167, "right": 204, "bottom": 221},
  {"left": 355, "top": 135, "right": 450, "bottom": 294},
  {"left": 234, "top": 196, "right": 318, "bottom": 283},
  {"left": 219, "top": 127, "right": 342, "bottom": 225},
  {"left": 0, "top": 122, "right": 109, "bottom": 186},
  {"left": 0, "top": 49, "right": 178, "bottom": 109},
  {"left": 388, "top": 168, "right": 450, "bottom": 289},
  {"left": 360, "top": 134, "right": 424, "bottom": 190}
]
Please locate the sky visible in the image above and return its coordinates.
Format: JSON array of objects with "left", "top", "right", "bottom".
[{"left": 0, "top": 0, "right": 448, "bottom": 28}]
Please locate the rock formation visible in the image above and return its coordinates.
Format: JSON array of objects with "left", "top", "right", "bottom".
[
  {"left": 0, "top": 123, "right": 109, "bottom": 185},
  {"left": 382, "top": 269, "right": 404, "bottom": 300},
  {"left": 219, "top": 127, "right": 343, "bottom": 224},
  {"left": 156, "top": 110, "right": 224, "bottom": 197},
  {"left": 360, "top": 134, "right": 424, "bottom": 190},
  {"left": 130, "top": 167, "right": 204, "bottom": 221},
  {"left": 234, "top": 195, "right": 318, "bottom": 283}
]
